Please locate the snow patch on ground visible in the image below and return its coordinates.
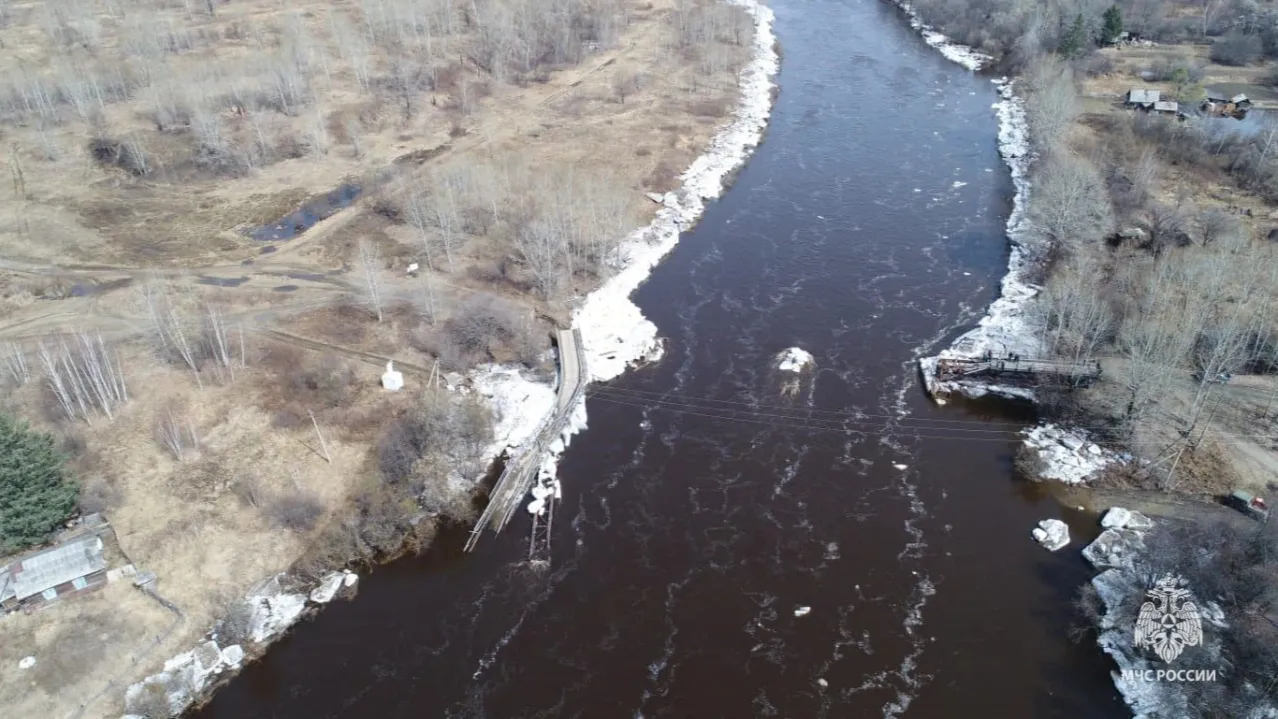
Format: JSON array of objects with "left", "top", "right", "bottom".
[
  {"left": 1021, "top": 424, "right": 1125, "bottom": 485},
  {"left": 776, "top": 347, "right": 814, "bottom": 372},
  {"left": 891, "top": 1, "right": 992, "bottom": 71},
  {"left": 919, "top": 80, "right": 1043, "bottom": 402},
  {"left": 575, "top": 0, "right": 778, "bottom": 383},
  {"left": 470, "top": 365, "right": 558, "bottom": 469},
  {"left": 1031, "top": 519, "right": 1070, "bottom": 551}
]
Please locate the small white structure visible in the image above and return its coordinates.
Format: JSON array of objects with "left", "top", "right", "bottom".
[
  {"left": 1032, "top": 519, "right": 1070, "bottom": 551},
  {"left": 406, "top": 263, "right": 419, "bottom": 275},
  {"left": 793, "top": 605, "right": 811, "bottom": 617},
  {"left": 18, "top": 656, "right": 35, "bottom": 670},
  {"left": 381, "top": 361, "right": 404, "bottom": 391}
]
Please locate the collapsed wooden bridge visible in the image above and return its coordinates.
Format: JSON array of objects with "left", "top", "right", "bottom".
[
  {"left": 935, "top": 354, "right": 1102, "bottom": 384},
  {"left": 464, "top": 327, "right": 588, "bottom": 553}
]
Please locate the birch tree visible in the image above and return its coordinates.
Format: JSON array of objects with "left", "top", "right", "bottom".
[
  {"left": 37, "top": 333, "right": 128, "bottom": 422},
  {"left": 358, "top": 238, "right": 385, "bottom": 322}
]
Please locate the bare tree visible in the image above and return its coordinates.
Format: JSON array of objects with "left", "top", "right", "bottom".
[
  {"left": 37, "top": 332, "right": 128, "bottom": 422},
  {"left": 357, "top": 238, "right": 384, "bottom": 322},
  {"left": 1030, "top": 150, "right": 1115, "bottom": 252},
  {"left": 1195, "top": 207, "right": 1237, "bottom": 246},
  {"left": 1023, "top": 55, "right": 1079, "bottom": 154},
  {"left": 155, "top": 405, "right": 199, "bottom": 460},
  {"left": 1, "top": 342, "right": 30, "bottom": 385},
  {"left": 205, "top": 304, "right": 235, "bottom": 382},
  {"left": 1040, "top": 254, "right": 1114, "bottom": 375},
  {"left": 142, "top": 283, "right": 203, "bottom": 388},
  {"left": 516, "top": 218, "right": 564, "bottom": 298}
]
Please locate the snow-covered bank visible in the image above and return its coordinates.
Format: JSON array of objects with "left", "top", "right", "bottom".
[
  {"left": 1083, "top": 511, "right": 1214, "bottom": 719},
  {"left": 491, "top": 0, "right": 779, "bottom": 514},
  {"left": 574, "top": 0, "right": 778, "bottom": 383},
  {"left": 891, "top": 1, "right": 991, "bottom": 71},
  {"left": 918, "top": 79, "right": 1044, "bottom": 402},
  {"left": 121, "top": 571, "right": 357, "bottom": 718}
]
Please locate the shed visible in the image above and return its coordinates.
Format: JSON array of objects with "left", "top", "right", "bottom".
[
  {"left": 1153, "top": 100, "right": 1179, "bottom": 114},
  {"left": 1, "top": 535, "right": 107, "bottom": 611},
  {"left": 1126, "top": 89, "right": 1160, "bottom": 108},
  {"left": 1232, "top": 93, "right": 1252, "bottom": 108}
]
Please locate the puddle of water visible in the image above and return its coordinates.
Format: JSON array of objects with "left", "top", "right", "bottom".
[
  {"left": 273, "top": 285, "right": 299, "bottom": 292},
  {"left": 248, "top": 184, "right": 362, "bottom": 241},
  {"left": 197, "top": 276, "right": 250, "bottom": 288},
  {"left": 66, "top": 277, "right": 134, "bottom": 298},
  {"left": 286, "top": 272, "right": 327, "bottom": 282}
]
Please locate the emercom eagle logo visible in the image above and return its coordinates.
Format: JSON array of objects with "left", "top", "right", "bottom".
[{"left": 1134, "top": 573, "right": 1203, "bottom": 663}]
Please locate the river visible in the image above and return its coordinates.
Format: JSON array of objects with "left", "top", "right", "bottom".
[{"left": 193, "top": 0, "right": 1132, "bottom": 716}]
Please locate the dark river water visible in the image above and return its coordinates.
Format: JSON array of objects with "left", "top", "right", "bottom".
[{"left": 195, "top": 0, "right": 1132, "bottom": 716}]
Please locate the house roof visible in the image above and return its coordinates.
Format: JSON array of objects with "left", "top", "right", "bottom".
[
  {"left": 1128, "top": 89, "right": 1160, "bottom": 104},
  {"left": 1231, "top": 93, "right": 1250, "bottom": 104},
  {"left": 1153, "top": 101, "right": 1179, "bottom": 112},
  {"left": 9, "top": 536, "right": 106, "bottom": 601}
]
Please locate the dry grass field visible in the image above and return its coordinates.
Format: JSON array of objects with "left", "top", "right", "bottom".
[
  {"left": 0, "top": 0, "right": 758, "bottom": 715},
  {"left": 1047, "top": 44, "right": 1278, "bottom": 497}
]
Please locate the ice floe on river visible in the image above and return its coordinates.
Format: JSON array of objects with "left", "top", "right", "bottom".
[
  {"left": 776, "top": 347, "right": 815, "bottom": 373},
  {"left": 1031, "top": 519, "right": 1070, "bottom": 551}
]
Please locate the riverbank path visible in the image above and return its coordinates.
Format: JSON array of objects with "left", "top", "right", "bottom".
[{"left": 465, "top": 327, "right": 588, "bottom": 552}]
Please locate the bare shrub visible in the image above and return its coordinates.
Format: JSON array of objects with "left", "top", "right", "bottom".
[
  {"left": 230, "top": 471, "right": 265, "bottom": 508},
  {"left": 154, "top": 403, "right": 199, "bottom": 460},
  {"left": 1210, "top": 32, "right": 1262, "bottom": 66},
  {"left": 215, "top": 598, "right": 256, "bottom": 646},
  {"left": 79, "top": 476, "right": 124, "bottom": 514},
  {"left": 375, "top": 392, "right": 491, "bottom": 518},
  {"left": 267, "top": 490, "right": 325, "bottom": 532},
  {"left": 1143, "top": 203, "right": 1190, "bottom": 255},
  {"left": 89, "top": 136, "right": 150, "bottom": 176},
  {"left": 444, "top": 292, "right": 535, "bottom": 365}
]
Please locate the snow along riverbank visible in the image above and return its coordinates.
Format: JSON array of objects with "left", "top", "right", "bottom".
[
  {"left": 487, "top": 0, "right": 780, "bottom": 517},
  {"left": 885, "top": 8, "right": 1163, "bottom": 719},
  {"left": 916, "top": 78, "right": 1043, "bottom": 402}
]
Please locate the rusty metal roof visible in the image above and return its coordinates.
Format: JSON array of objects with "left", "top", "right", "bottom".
[{"left": 10, "top": 536, "right": 106, "bottom": 601}]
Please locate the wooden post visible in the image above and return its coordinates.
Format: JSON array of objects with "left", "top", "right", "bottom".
[{"left": 309, "top": 410, "right": 331, "bottom": 463}]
